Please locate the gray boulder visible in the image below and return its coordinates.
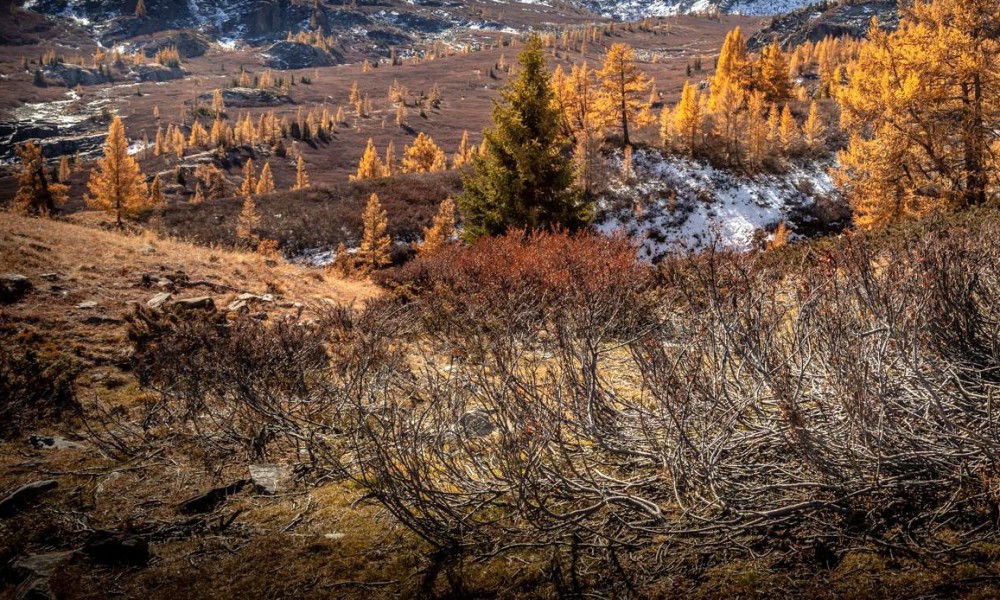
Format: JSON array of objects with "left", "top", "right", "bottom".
[{"left": 249, "top": 463, "right": 293, "bottom": 494}]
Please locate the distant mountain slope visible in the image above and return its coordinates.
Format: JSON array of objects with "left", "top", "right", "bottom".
[
  {"left": 748, "top": 0, "right": 900, "bottom": 49},
  {"left": 576, "top": 0, "right": 821, "bottom": 20},
  {"left": 18, "top": 0, "right": 554, "bottom": 45}
]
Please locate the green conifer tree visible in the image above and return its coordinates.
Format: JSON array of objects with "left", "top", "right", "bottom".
[{"left": 458, "top": 35, "right": 588, "bottom": 240}]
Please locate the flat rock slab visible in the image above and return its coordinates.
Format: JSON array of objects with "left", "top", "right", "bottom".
[
  {"left": 76, "top": 301, "right": 98, "bottom": 309},
  {"left": 249, "top": 464, "right": 293, "bottom": 495},
  {"left": 0, "top": 480, "right": 58, "bottom": 518},
  {"left": 147, "top": 292, "right": 172, "bottom": 308},
  {"left": 172, "top": 296, "right": 215, "bottom": 311}
]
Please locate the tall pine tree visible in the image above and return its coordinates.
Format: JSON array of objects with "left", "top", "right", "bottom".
[{"left": 459, "top": 34, "right": 587, "bottom": 240}]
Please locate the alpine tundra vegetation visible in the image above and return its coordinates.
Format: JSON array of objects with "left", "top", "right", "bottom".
[{"left": 2, "top": 0, "right": 1000, "bottom": 598}]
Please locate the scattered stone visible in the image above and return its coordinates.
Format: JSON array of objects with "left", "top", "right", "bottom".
[
  {"left": 81, "top": 532, "right": 150, "bottom": 567},
  {"left": 0, "top": 273, "right": 32, "bottom": 304},
  {"left": 323, "top": 532, "right": 346, "bottom": 541},
  {"left": 249, "top": 464, "right": 293, "bottom": 495},
  {"left": 226, "top": 300, "right": 248, "bottom": 313},
  {"left": 10, "top": 551, "right": 74, "bottom": 600},
  {"left": 76, "top": 300, "right": 97, "bottom": 309},
  {"left": 27, "top": 435, "right": 82, "bottom": 450},
  {"left": 81, "top": 314, "right": 122, "bottom": 325},
  {"left": 251, "top": 311, "right": 269, "bottom": 321},
  {"left": 147, "top": 292, "right": 172, "bottom": 309},
  {"left": 172, "top": 296, "right": 215, "bottom": 311},
  {"left": 278, "top": 301, "right": 303, "bottom": 309},
  {"left": 178, "top": 480, "right": 247, "bottom": 514},
  {"left": 459, "top": 410, "right": 495, "bottom": 438},
  {"left": 39, "top": 273, "right": 60, "bottom": 281},
  {"left": 0, "top": 480, "right": 58, "bottom": 518},
  {"left": 237, "top": 292, "right": 275, "bottom": 303}
]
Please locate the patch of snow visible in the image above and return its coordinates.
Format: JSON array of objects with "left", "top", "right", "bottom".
[{"left": 596, "top": 147, "right": 837, "bottom": 261}]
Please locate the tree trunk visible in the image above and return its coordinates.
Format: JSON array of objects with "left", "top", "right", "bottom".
[{"left": 964, "top": 73, "right": 987, "bottom": 206}]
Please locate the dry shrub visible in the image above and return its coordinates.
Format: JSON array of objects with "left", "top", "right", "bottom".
[
  {"left": 125, "top": 305, "right": 342, "bottom": 461},
  {"left": 116, "top": 213, "right": 1000, "bottom": 595},
  {"left": 0, "top": 338, "right": 79, "bottom": 437}
]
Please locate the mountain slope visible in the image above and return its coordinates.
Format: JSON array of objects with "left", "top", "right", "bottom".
[
  {"left": 749, "top": 0, "right": 900, "bottom": 49},
  {"left": 576, "top": 0, "right": 821, "bottom": 20}
]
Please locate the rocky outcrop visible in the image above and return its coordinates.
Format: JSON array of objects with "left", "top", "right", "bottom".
[
  {"left": 42, "top": 64, "right": 109, "bottom": 87},
  {"left": 748, "top": 0, "right": 900, "bottom": 50},
  {"left": 131, "top": 63, "right": 185, "bottom": 82},
  {"left": 198, "top": 87, "right": 293, "bottom": 108},
  {"left": 134, "top": 30, "right": 212, "bottom": 59},
  {"left": 262, "top": 41, "right": 342, "bottom": 70}
]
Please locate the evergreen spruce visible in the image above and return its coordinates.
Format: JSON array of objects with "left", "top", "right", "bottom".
[{"left": 458, "top": 35, "right": 587, "bottom": 240}]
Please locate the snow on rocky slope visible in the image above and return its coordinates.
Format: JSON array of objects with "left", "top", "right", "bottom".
[
  {"left": 596, "top": 146, "right": 842, "bottom": 261},
  {"left": 576, "top": 0, "right": 821, "bottom": 20}
]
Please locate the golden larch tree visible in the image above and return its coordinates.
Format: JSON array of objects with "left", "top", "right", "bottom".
[
  {"left": 659, "top": 104, "right": 673, "bottom": 146},
  {"left": 357, "top": 192, "right": 391, "bottom": 271},
  {"left": 236, "top": 194, "right": 261, "bottom": 243},
  {"left": 255, "top": 161, "right": 275, "bottom": 195},
  {"left": 802, "top": 101, "right": 826, "bottom": 152},
  {"left": 758, "top": 40, "right": 793, "bottom": 102},
  {"left": 188, "top": 119, "right": 208, "bottom": 147},
  {"left": 351, "top": 138, "right": 388, "bottom": 180},
  {"left": 745, "top": 91, "right": 770, "bottom": 171},
  {"left": 240, "top": 158, "right": 256, "bottom": 198},
  {"left": 57, "top": 155, "right": 72, "bottom": 183},
  {"left": 778, "top": 104, "right": 800, "bottom": 155},
  {"left": 293, "top": 155, "right": 310, "bottom": 190},
  {"left": 87, "top": 116, "right": 149, "bottom": 226},
  {"left": 402, "top": 132, "right": 447, "bottom": 173},
  {"left": 710, "top": 77, "right": 746, "bottom": 165},
  {"left": 148, "top": 174, "right": 164, "bottom": 205},
  {"left": 420, "top": 197, "right": 456, "bottom": 254},
  {"left": 385, "top": 140, "right": 397, "bottom": 175},
  {"left": 597, "top": 43, "right": 653, "bottom": 147},
  {"left": 673, "top": 81, "right": 703, "bottom": 156},
  {"left": 712, "top": 27, "right": 751, "bottom": 97},
  {"left": 453, "top": 130, "right": 475, "bottom": 168},
  {"left": 836, "top": 0, "right": 1000, "bottom": 229}
]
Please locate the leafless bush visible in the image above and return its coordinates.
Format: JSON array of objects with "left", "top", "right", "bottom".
[
  {"left": 125, "top": 223, "right": 1000, "bottom": 593},
  {"left": 0, "top": 339, "right": 79, "bottom": 438}
]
